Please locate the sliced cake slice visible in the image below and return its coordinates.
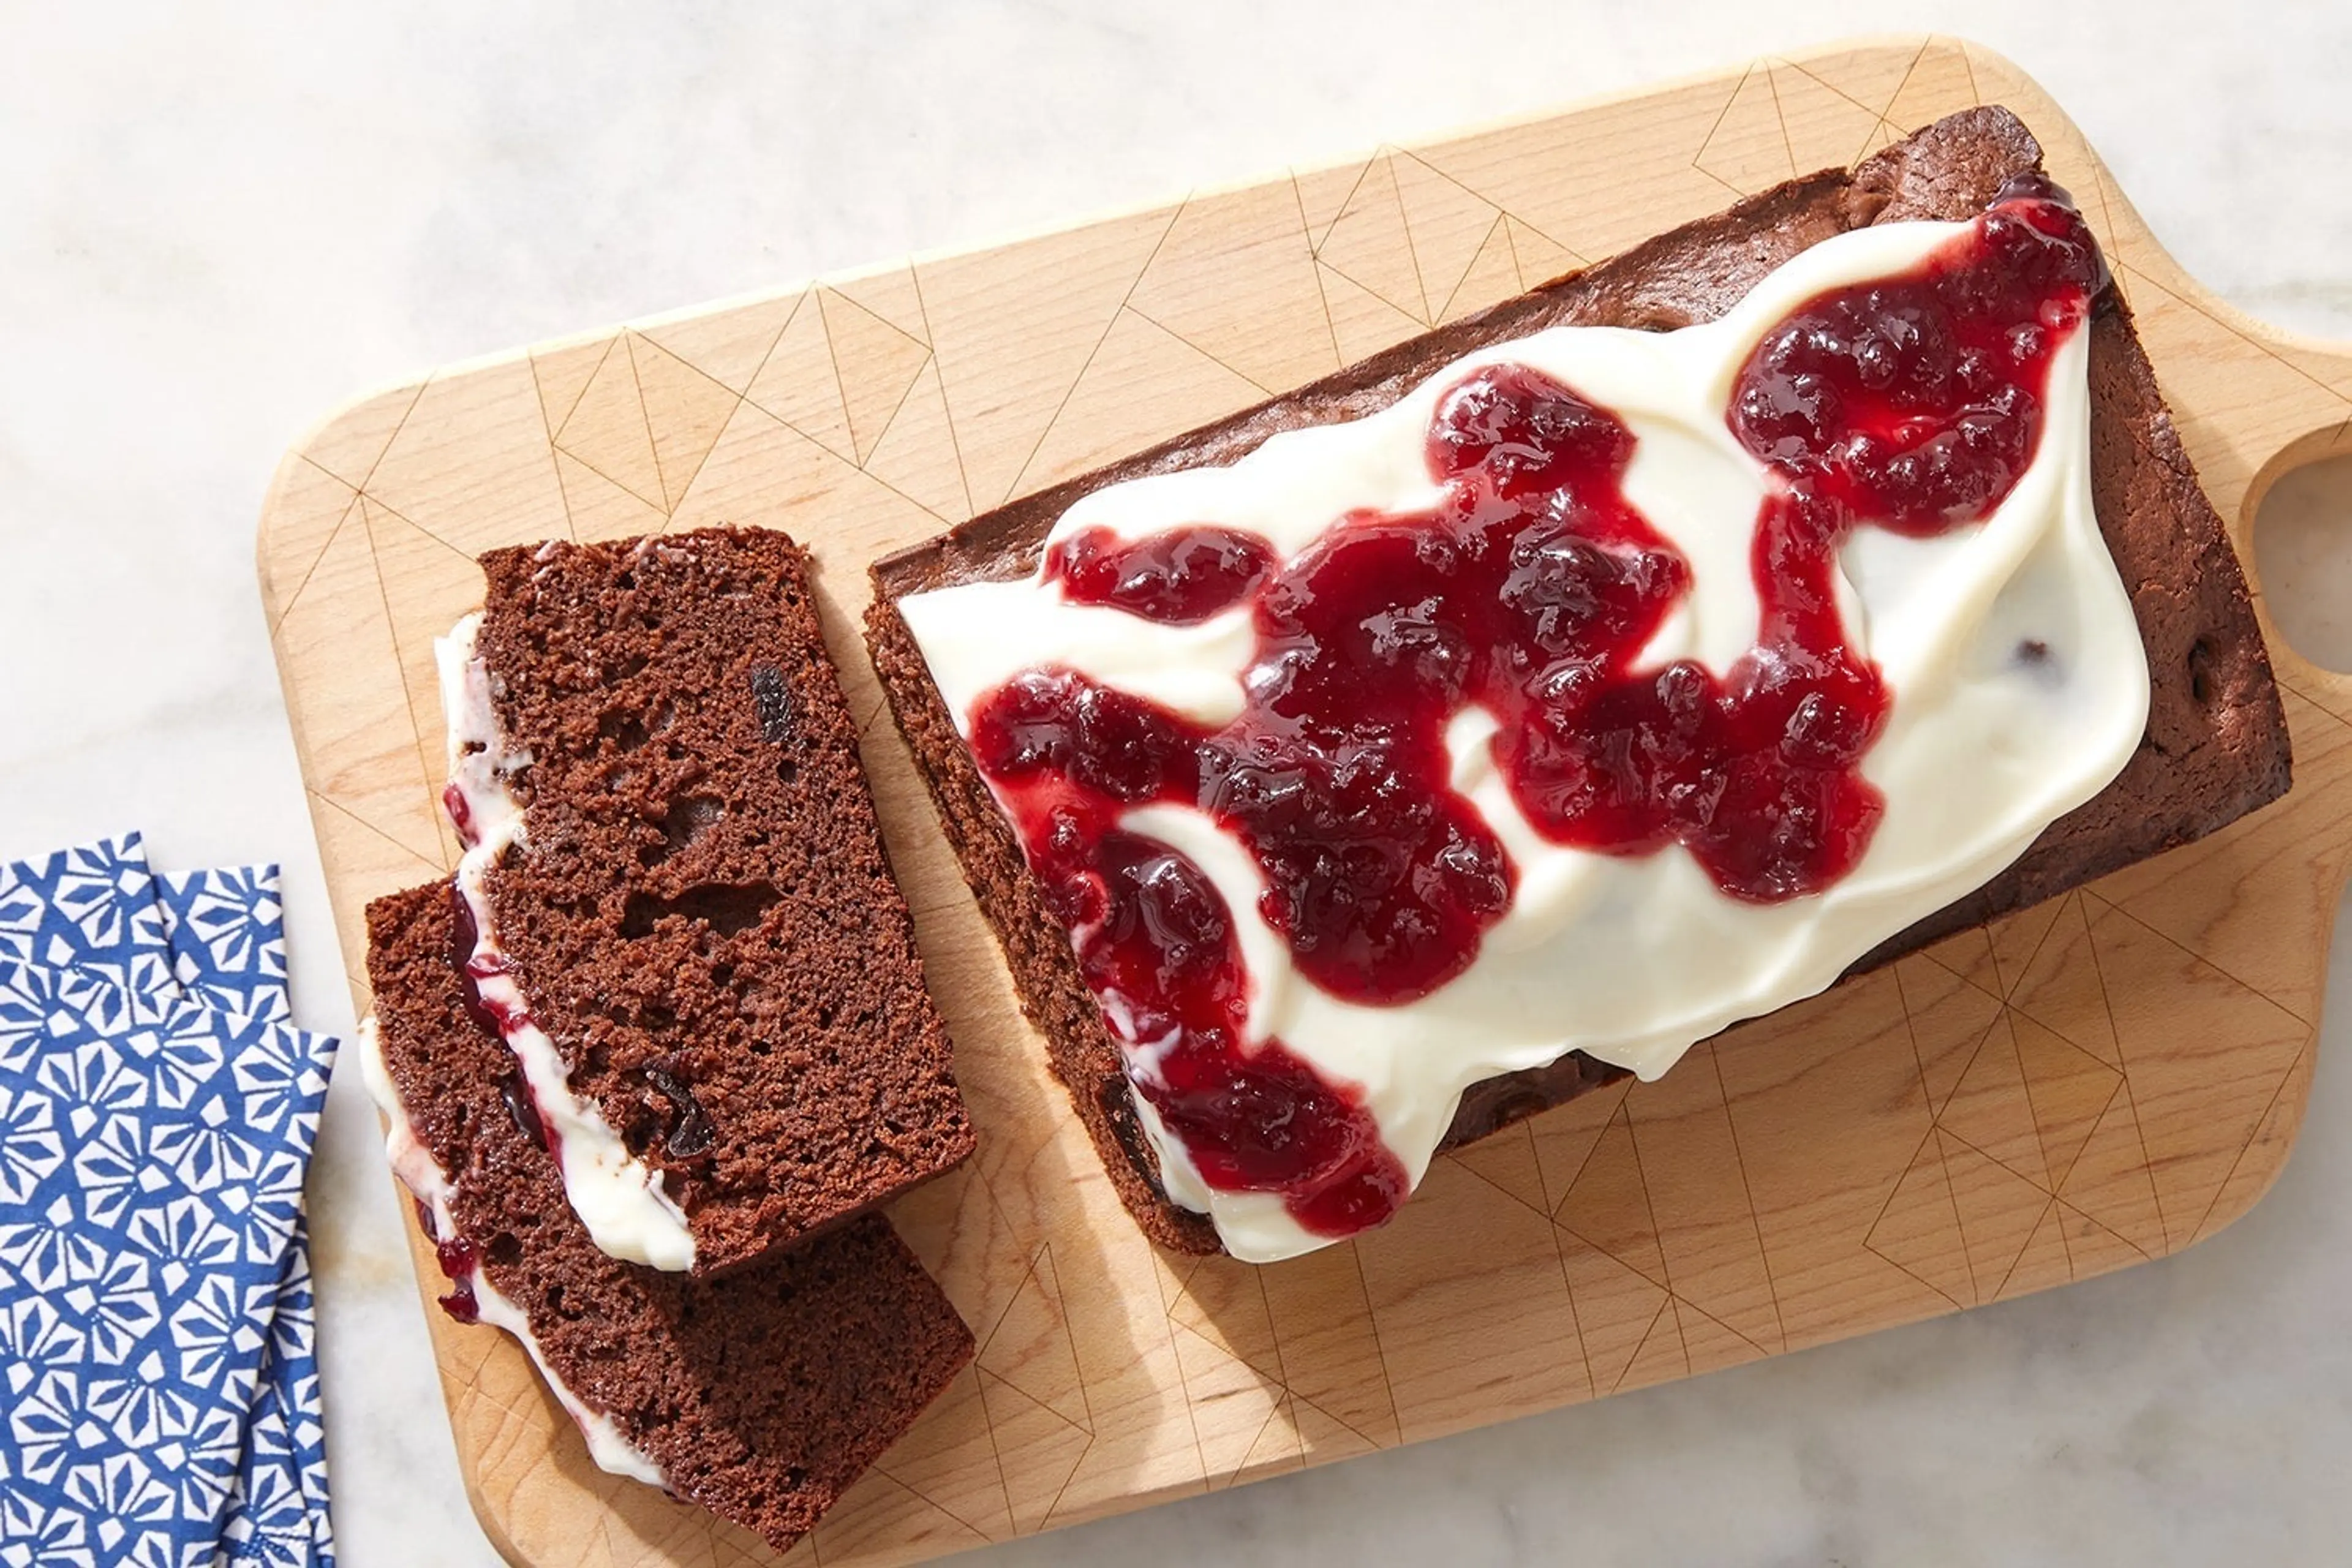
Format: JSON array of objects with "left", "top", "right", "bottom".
[
  {"left": 440, "top": 526, "right": 971, "bottom": 1273},
  {"left": 362, "top": 880, "right": 976, "bottom": 1555}
]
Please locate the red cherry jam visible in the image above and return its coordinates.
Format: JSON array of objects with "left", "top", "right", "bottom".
[
  {"left": 447, "top": 883, "right": 563, "bottom": 1156},
  {"left": 1047, "top": 525, "right": 1275, "bottom": 624},
  {"left": 969, "top": 183, "right": 2105, "bottom": 1241},
  {"left": 442, "top": 782, "right": 478, "bottom": 848}
]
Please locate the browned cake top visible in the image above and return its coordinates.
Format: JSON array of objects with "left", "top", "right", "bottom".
[
  {"left": 366, "top": 881, "right": 975, "bottom": 1555},
  {"left": 470, "top": 527, "right": 971, "bottom": 1272}
]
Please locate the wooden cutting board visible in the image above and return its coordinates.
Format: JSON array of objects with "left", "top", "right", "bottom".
[{"left": 259, "top": 36, "right": 2352, "bottom": 1568}]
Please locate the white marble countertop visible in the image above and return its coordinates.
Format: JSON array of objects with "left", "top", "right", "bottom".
[{"left": 5, "top": 4, "right": 2350, "bottom": 1563}]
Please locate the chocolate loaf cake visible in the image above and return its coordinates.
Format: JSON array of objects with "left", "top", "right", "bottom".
[
  {"left": 864, "top": 107, "right": 2292, "bottom": 1255},
  {"left": 453, "top": 527, "right": 971, "bottom": 1273},
  {"left": 363, "top": 881, "right": 975, "bottom": 1556}
]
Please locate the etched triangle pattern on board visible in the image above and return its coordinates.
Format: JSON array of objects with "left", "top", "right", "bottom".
[
  {"left": 641, "top": 293, "right": 796, "bottom": 395},
  {"left": 1127, "top": 181, "right": 1335, "bottom": 394},
  {"left": 1391, "top": 151, "right": 1501, "bottom": 324},
  {"left": 744, "top": 291, "right": 858, "bottom": 461},
  {"left": 554, "top": 340, "right": 665, "bottom": 510},
  {"left": 1165, "top": 1253, "right": 1286, "bottom": 1387},
  {"left": 2011, "top": 1016, "right": 2122, "bottom": 1191},
  {"left": 630, "top": 333, "right": 741, "bottom": 511},
  {"left": 1292, "top": 1393, "right": 1384, "bottom": 1464},
  {"left": 356, "top": 498, "right": 473, "bottom": 868},
  {"left": 1532, "top": 1076, "right": 1632, "bottom": 1215},
  {"left": 1936, "top": 1130, "right": 2048, "bottom": 1306},
  {"left": 367, "top": 358, "right": 570, "bottom": 551},
  {"left": 1623, "top": 1042, "right": 1784, "bottom": 1354},
  {"left": 821, "top": 288, "right": 933, "bottom": 464},
  {"left": 1294, "top": 159, "right": 1372, "bottom": 251},
  {"left": 1995, "top": 1198, "right": 2075, "bottom": 1301},
  {"left": 1858, "top": 118, "right": 1904, "bottom": 162},
  {"left": 1881, "top": 39, "right": 1981, "bottom": 139},
  {"left": 1924, "top": 922, "right": 2001, "bottom": 997},
  {"left": 2054, "top": 1200, "right": 2146, "bottom": 1280},
  {"left": 1766, "top": 59, "right": 1885, "bottom": 170},
  {"left": 2108, "top": 263, "right": 2352, "bottom": 522},
  {"left": 1553, "top": 1104, "right": 1667, "bottom": 1287},
  {"left": 975, "top": 1369, "right": 1090, "bottom": 1537},
  {"left": 1448, "top": 1120, "right": 1549, "bottom": 1217},
  {"left": 530, "top": 339, "right": 615, "bottom": 445},
  {"left": 862, "top": 357, "right": 973, "bottom": 522},
  {"left": 1695, "top": 64, "right": 1796, "bottom": 195},
  {"left": 1227, "top": 1393, "right": 1305, "bottom": 1486},
  {"left": 1554, "top": 1224, "right": 1660, "bottom": 1397},
  {"left": 2086, "top": 903, "right": 2312, "bottom": 1250},
  {"left": 2091, "top": 692, "right": 2352, "bottom": 1020},
  {"left": 1787, "top": 45, "right": 1920, "bottom": 121},
  {"left": 282, "top": 510, "right": 447, "bottom": 869},
  {"left": 1504, "top": 217, "right": 1580, "bottom": 290},
  {"left": 1172, "top": 1322, "right": 1289, "bottom": 1484},
  {"left": 2194, "top": 1035, "right": 2318, "bottom": 1245},
  {"left": 555, "top": 450, "right": 666, "bottom": 543},
  {"left": 306, "top": 380, "right": 427, "bottom": 489},
  {"left": 1400, "top": 70, "right": 1742, "bottom": 261},
  {"left": 1615, "top": 1294, "right": 1691, "bottom": 1392},
  {"left": 975, "top": 1246, "right": 1090, "bottom": 1432},
  {"left": 867, "top": 1367, "right": 1013, "bottom": 1545},
  {"left": 2054, "top": 1081, "right": 2165, "bottom": 1257},
  {"left": 1934, "top": 1012, "right": 2048, "bottom": 1188},
  {"left": 809, "top": 1469, "right": 990, "bottom": 1561},
  {"left": 1894, "top": 953, "right": 2002, "bottom": 1117},
  {"left": 665, "top": 399, "right": 851, "bottom": 538},
  {"left": 918, "top": 202, "right": 1177, "bottom": 510},
  {"left": 359, "top": 496, "right": 488, "bottom": 846},
  {"left": 261, "top": 464, "right": 359, "bottom": 624},
  {"left": 1316, "top": 263, "right": 1426, "bottom": 368},
  {"left": 1985, "top": 897, "right": 2065, "bottom": 1000},
  {"left": 1316, "top": 152, "right": 1427, "bottom": 323},
  {"left": 831, "top": 262, "right": 932, "bottom": 345},
  {"left": 2007, "top": 894, "right": 2122, "bottom": 1066},
  {"left": 1254, "top": 1245, "right": 1401, "bottom": 1449},
  {"left": 1016, "top": 309, "right": 1263, "bottom": 496},
  {"left": 1674, "top": 1297, "right": 1765, "bottom": 1378},
  {"left": 1863, "top": 1132, "right": 1970, "bottom": 1307},
  {"left": 1438, "top": 216, "right": 1521, "bottom": 323}
]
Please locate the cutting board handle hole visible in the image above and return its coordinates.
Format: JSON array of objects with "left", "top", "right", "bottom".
[{"left": 2252, "top": 439, "right": 2352, "bottom": 676}]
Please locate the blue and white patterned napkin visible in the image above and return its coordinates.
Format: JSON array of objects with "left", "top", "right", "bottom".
[
  {"left": 160, "top": 866, "right": 332, "bottom": 1568},
  {"left": 0, "top": 840, "right": 336, "bottom": 1567},
  {"left": 0, "top": 833, "right": 175, "bottom": 1035},
  {"left": 158, "top": 868, "right": 288, "bottom": 1031}
]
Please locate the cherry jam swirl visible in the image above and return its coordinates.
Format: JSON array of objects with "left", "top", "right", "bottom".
[{"left": 973, "top": 179, "right": 2106, "bottom": 1241}]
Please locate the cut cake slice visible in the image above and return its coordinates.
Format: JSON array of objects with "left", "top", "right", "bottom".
[
  {"left": 445, "top": 526, "right": 972, "bottom": 1273},
  {"left": 363, "top": 880, "right": 976, "bottom": 1555}
]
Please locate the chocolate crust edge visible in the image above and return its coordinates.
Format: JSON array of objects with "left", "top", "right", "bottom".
[{"left": 864, "top": 105, "right": 2293, "bottom": 1254}]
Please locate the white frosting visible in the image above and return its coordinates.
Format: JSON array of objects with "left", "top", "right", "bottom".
[
  {"left": 899, "top": 216, "right": 2151, "bottom": 1264},
  {"left": 357, "top": 1017, "right": 668, "bottom": 1489},
  {"left": 436, "top": 614, "right": 698, "bottom": 1272}
]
